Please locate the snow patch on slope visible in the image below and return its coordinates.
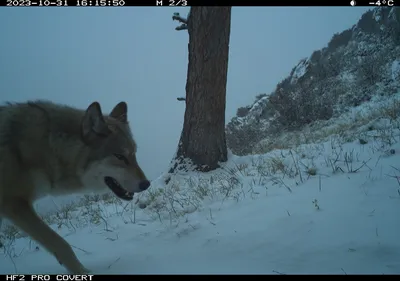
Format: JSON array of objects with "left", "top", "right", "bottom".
[
  {"left": 290, "top": 58, "right": 309, "bottom": 83},
  {"left": 391, "top": 59, "right": 400, "bottom": 81}
]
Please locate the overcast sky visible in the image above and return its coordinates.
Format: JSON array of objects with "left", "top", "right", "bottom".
[{"left": 0, "top": 7, "right": 371, "bottom": 181}]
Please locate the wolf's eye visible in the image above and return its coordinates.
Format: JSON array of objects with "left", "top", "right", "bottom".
[{"left": 114, "top": 153, "right": 129, "bottom": 165}]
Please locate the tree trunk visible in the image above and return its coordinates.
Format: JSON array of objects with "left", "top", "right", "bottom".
[{"left": 171, "top": 7, "right": 231, "bottom": 173}]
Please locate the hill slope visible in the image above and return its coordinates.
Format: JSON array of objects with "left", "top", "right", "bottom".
[{"left": 227, "top": 7, "right": 400, "bottom": 155}]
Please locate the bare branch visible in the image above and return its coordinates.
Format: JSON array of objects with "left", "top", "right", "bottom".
[
  {"left": 172, "top": 13, "right": 188, "bottom": 24},
  {"left": 177, "top": 97, "right": 186, "bottom": 101},
  {"left": 176, "top": 24, "right": 188, "bottom": 31},
  {"left": 172, "top": 12, "right": 188, "bottom": 31}
]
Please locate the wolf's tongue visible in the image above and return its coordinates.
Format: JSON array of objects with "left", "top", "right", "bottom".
[{"left": 104, "top": 176, "right": 134, "bottom": 201}]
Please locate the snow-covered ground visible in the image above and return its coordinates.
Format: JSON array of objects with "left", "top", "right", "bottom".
[{"left": 1, "top": 99, "right": 400, "bottom": 274}]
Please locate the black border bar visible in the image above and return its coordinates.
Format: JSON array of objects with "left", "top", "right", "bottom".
[
  {"left": 1, "top": 0, "right": 384, "bottom": 6},
  {"left": 163, "top": 0, "right": 378, "bottom": 6},
  {"left": 1, "top": 274, "right": 400, "bottom": 279},
  {"left": 2, "top": 274, "right": 400, "bottom": 278}
]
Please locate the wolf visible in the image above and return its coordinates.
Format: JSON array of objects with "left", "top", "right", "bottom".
[{"left": 0, "top": 100, "right": 151, "bottom": 274}]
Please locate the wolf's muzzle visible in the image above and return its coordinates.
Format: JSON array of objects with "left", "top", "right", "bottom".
[{"left": 139, "top": 180, "right": 151, "bottom": 191}]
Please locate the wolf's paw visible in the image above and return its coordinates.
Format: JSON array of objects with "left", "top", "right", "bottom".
[
  {"left": 68, "top": 265, "right": 91, "bottom": 274},
  {"left": 72, "top": 267, "right": 91, "bottom": 275},
  {"left": 81, "top": 268, "right": 91, "bottom": 274},
  {"left": 77, "top": 266, "right": 91, "bottom": 274}
]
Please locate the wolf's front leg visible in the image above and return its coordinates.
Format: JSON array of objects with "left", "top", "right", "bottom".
[{"left": 3, "top": 199, "right": 90, "bottom": 274}]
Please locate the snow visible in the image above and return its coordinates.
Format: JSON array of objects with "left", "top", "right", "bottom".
[
  {"left": 1, "top": 108, "right": 400, "bottom": 274},
  {"left": 246, "top": 95, "right": 269, "bottom": 119},
  {"left": 290, "top": 58, "right": 308, "bottom": 84},
  {"left": 388, "top": 7, "right": 396, "bottom": 20},
  {"left": 391, "top": 59, "right": 400, "bottom": 82},
  {"left": 373, "top": 8, "right": 382, "bottom": 22},
  {"left": 230, "top": 95, "right": 269, "bottom": 129},
  {"left": 338, "top": 71, "right": 355, "bottom": 83}
]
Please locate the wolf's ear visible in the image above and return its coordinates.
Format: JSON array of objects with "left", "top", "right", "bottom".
[
  {"left": 110, "top": 102, "right": 128, "bottom": 123},
  {"left": 81, "top": 102, "right": 112, "bottom": 144}
]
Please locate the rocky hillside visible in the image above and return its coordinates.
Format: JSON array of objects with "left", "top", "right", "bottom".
[{"left": 227, "top": 7, "right": 400, "bottom": 155}]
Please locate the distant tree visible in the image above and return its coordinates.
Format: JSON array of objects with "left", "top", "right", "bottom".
[
  {"left": 226, "top": 120, "right": 264, "bottom": 156},
  {"left": 170, "top": 7, "right": 231, "bottom": 173},
  {"left": 269, "top": 76, "right": 335, "bottom": 130},
  {"left": 327, "top": 29, "right": 352, "bottom": 52},
  {"left": 358, "top": 54, "right": 382, "bottom": 86},
  {"left": 236, "top": 106, "right": 250, "bottom": 117},
  {"left": 255, "top": 93, "right": 268, "bottom": 101},
  {"left": 268, "top": 87, "right": 298, "bottom": 128}
]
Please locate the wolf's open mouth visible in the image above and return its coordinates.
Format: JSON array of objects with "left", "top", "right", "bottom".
[{"left": 104, "top": 176, "right": 134, "bottom": 201}]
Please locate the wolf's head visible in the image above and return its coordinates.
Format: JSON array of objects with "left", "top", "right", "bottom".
[{"left": 80, "top": 101, "right": 150, "bottom": 201}]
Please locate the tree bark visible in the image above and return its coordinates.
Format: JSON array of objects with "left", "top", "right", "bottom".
[{"left": 171, "top": 7, "right": 231, "bottom": 173}]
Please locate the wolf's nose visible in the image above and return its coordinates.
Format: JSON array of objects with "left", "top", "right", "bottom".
[{"left": 139, "top": 180, "right": 150, "bottom": 191}]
